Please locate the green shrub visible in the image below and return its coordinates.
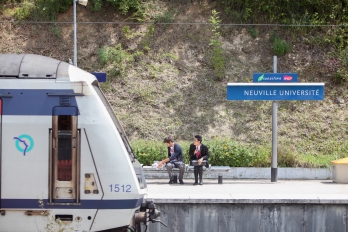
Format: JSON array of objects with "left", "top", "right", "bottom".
[
  {"left": 49, "top": 25, "right": 62, "bottom": 37},
  {"left": 108, "top": 0, "right": 142, "bottom": 15},
  {"left": 205, "top": 139, "right": 269, "bottom": 167},
  {"left": 269, "top": 30, "right": 279, "bottom": 43},
  {"left": 272, "top": 38, "right": 291, "bottom": 56},
  {"left": 153, "top": 9, "right": 176, "bottom": 23},
  {"left": 12, "top": 0, "right": 71, "bottom": 21},
  {"left": 219, "top": 0, "right": 347, "bottom": 25},
  {"left": 250, "top": 145, "right": 271, "bottom": 167},
  {"left": 131, "top": 138, "right": 344, "bottom": 168},
  {"left": 14, "top": 0, "right": 35, "bottom": 20},
  {"left": 132, "top": 140, "right": 167, "bottom": 165},
  {"left": 209, "top": 10, "right": 226, "bottom": 81},
  {"left": 132, "top": 138, "right": 272, "bottom": 167},
  {"left": 248, "top": 27, "right": 258, "bottom": 38},
  {"left": 140, "top": 25, "right": 155, "bottom": 52},
  {"left": 89, "top": 0, "right": 103, "bottom": 11},
  {"left": 122, "top": 25, "right": 132, "bottom": 39},
  {"left": 132, "top": 140, "right": 190, "bottom": 165},
  {"left": 277, "top": 146, "right": 299, "bottom": 167},
  {"left": 99, "top": 44, "right": 131, "bottom": 65},
  {"left": 13, "top": 0, "right": 145, "bottom": 21},
  {"left": 98, "top": 44, "right": 139, "bottom": 79},
  {"left": 90, "top": 0, "right": 144, "bottom": 16},
  {"left": 333, "top": 48, "right": 348, "bottom": 82}
]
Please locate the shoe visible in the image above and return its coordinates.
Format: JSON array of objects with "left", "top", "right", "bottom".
[
  {"left": 168, "top": 180, "right": 173, "bottom": 184},
  {"left": 193, "top": 182, "right": 198, "bottom": 185},
  {"left": 199, "top": 180, "right": 203, "bottom": 185},
  {"left": 179, "top": 180, "right": 184, "bottom": 185}
]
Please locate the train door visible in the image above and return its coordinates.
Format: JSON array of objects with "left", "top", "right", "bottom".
[{"left": 49, "top": 106, "right": 80, "bottom": 204}]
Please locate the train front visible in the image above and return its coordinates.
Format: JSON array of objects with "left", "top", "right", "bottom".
[
  {"left": 68, "top": 56, "right": 164, "bottom": 231},
  {"left": 0, "top": 54, "right": 163, "bottom": 232}
]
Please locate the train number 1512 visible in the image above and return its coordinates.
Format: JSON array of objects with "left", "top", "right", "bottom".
[{"left": 109, "top": 184, "right": 131, "bottom": 192}]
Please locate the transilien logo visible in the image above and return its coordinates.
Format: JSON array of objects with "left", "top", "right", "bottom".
[
  {"left": 258, "top": 74, "right": 265, "bottom": 82},
  {"left": 14, "top": 134, "right": 34, "bottom": 156}
]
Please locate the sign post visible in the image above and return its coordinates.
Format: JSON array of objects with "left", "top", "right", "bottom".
[
  {"left": 272, "top": 56, "right": 278, "bottom": 182},
  {"left": 226, "top": 57, "right": 324, "bottom": 182}
]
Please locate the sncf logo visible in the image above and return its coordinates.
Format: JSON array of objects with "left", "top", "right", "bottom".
[{"left": 283, "top": 76, "right": 292, "bottom": 81}]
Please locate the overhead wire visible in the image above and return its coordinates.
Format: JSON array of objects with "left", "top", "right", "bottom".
[{"left": 0, "top": 21, "right": 347, "bottom": 27}]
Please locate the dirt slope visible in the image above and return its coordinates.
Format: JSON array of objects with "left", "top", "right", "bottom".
[{"left": 0, "top": 1, "right": 347, "bottom": 156}]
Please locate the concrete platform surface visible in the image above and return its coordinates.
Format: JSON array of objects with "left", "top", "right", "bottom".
[{"left": 145, "top": 179, "right": 348, "bottom": 204}]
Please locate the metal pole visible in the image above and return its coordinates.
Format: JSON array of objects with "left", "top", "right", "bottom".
[
  {"left": 73, "top": 0, "right": 77, "bottom": 67},
  {"left": 271, "top": 56, "right": 278, "bottom": 182}
]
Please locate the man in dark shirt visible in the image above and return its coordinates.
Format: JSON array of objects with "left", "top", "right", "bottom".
[
  {"left": 158, "top": 136, "right": 185, "bottom": 184},
  {"left": 189, "top": 135, "right": 210, "bottom": 185}
]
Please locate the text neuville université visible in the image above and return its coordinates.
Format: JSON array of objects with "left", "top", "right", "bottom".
[{"left": 244, "top": 89, "right": 320, "bottom": 96}]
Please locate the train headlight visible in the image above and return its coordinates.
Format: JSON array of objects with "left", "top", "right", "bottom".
[
  {"left": 132, "top": 159, "right": 147, "bottom": 189},
  {"left": 137, "top": 174, "right": 146, "bottom": 189}
]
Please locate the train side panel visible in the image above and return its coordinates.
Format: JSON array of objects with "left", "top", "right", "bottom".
[
  {"left": 0, "top": 54, "right": 149, "bottom": 231},
  {"left": 2, "top": 116, "right": 50, "bottom": 199}
]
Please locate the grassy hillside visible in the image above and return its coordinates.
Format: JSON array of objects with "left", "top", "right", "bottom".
[{"left": 1, "top": 0, "right": 348, "bottom": 167}]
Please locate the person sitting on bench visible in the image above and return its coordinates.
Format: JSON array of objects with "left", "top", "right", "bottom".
[
  {"left": 189, "top": 135, "right": 210, "bottom": 185},
  {"left": 158, "top": 136, "right": 185, "bottom": 185}
]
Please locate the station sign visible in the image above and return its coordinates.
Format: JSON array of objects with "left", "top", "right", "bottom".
[
  {"left": 226, "top": 83, "right": 324, "bottom": 101},
  {"left": 253, "top": 73, "right": 298, "bottom": 82}
]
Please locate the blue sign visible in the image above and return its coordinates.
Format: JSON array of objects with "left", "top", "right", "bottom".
[
  {"left": 226, "top": 83, "right": 324, "bottom": 101},
  {"left": 253, "top": 73, "right": 298, "bottom": 82},
  {"left": 91, "top": 72, "right": 107, "bottom": 82}
]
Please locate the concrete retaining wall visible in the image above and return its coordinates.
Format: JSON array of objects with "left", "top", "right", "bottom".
[
  {"left": 146, "top": 203, "right": 348, "bottom": 232},
  {"left": 143, "top": 167, "right": 332, "bottom": 180}
]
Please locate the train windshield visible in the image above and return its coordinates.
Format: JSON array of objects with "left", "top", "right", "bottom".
[{"left": 92, "top": 84, "right": 136, "bottom": 162}]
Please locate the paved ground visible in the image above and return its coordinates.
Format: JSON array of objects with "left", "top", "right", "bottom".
[{"left": 145, "top": 179, "right": 348, "bottom": 204}]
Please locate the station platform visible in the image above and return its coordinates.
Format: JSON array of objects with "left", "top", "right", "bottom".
[
  {"left": 144, "top": 178, "right": 348, "bottom": 231},
  {"left": 145, "top": 179, "right": 348, "bottom": 204}
]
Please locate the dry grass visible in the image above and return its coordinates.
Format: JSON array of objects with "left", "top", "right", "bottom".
[{"left": 1, "top": 1, "right": 348, "bottom": 167}]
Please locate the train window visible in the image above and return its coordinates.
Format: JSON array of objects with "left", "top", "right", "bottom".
[
  {"left": 57, "top": 131, "right": 72, "bottom": 181},
  {"left": 49, "top": 106, "right": 80, "bottom": 204},
  {"left": 58, "top": 115, "right": 71, "bottom": 130},
  {"left": 57, "top": 116, "right": 72, "bottom": 181},
  {"left": 92, "top": 85, "right": 135, "bottom": 162}
]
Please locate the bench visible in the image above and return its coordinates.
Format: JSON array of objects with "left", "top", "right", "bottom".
[
  {"left": 209, "top": 166, "right": 231, "bottom": 183},
  {"left": 142, "top": 164, "right": 189, "bottom": 180},
  {"left": 143, "top": 164, "right": 210, "bottom": 181},
  {"left": 210, "top": 166, "right": 231, "bottom": 172},
  {"left": 186, "top": 164, "right": 211, "bottom": 172},
  {"left": 142, "top": 164, "right": 231, "bottom": 183}
]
